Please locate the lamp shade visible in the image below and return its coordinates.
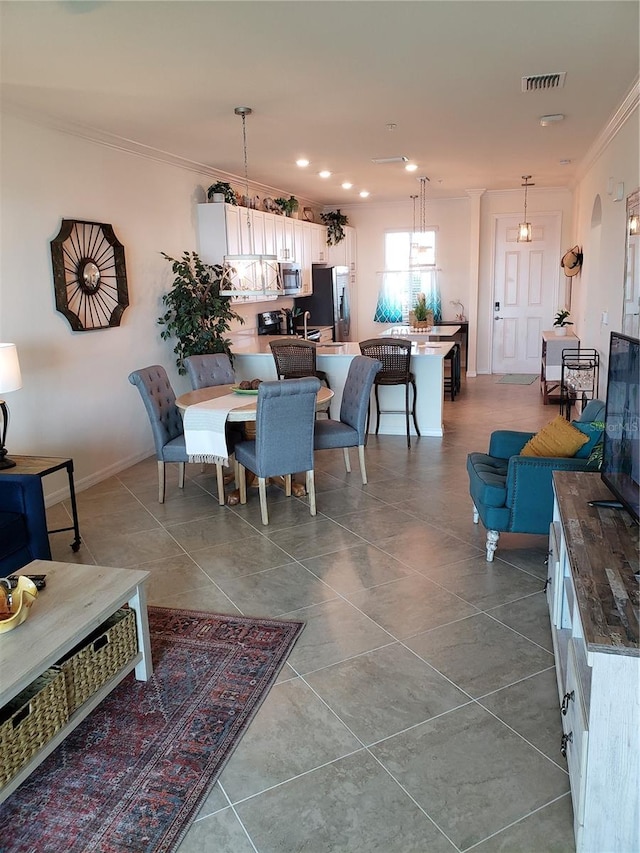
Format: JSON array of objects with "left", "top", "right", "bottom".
[{"left": 0, "top": 344, "right": 22, "bottom": 394}]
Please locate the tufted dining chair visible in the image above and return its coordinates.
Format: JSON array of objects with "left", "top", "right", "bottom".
[
  {"left": 313, "top": 356, "right": 381, "bottom": 484},
  {"left": 234, "top": 377, "right": 321, "bottom": 525},
  {"left": 184, "top": 353, "right": 235, "bottom": 390},
  {"left": 128, "top": 365, "right": 188, "bottom": 503},
  {"left": 358, "top": 338, "right": 420, "bottom": 447}
]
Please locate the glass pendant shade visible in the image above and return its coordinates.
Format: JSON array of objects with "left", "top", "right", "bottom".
[
  {"left": 517, "top": 221, "right": 532, "bottom": 242},
  {"left": 517, "top": 175, "right": 533, "bottom": 243},
  {"left": 221, "top": 254, "right": 283, "bottom": 298}
]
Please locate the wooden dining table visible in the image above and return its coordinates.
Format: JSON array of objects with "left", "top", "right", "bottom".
[{"left": 175, "top": 383, "right": 334, "bottom": 503}]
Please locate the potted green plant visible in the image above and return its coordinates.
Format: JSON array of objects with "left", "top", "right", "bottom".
[
  {"left": 207, "top": 181, "right": 238, "bottom": 205},
  {"left": 274, "top": 196, "right": 299, "bottom": 217},
  {"left": 158, "top": 251, "right": 243, "bottom": 374},
  {"left": 553, "top": 309, "right": 573, "bottom": 336},
  {"left": 320, "top": 210, "right": 349, "bottom": 245},
  {"left": 409, "top": 292, "right": 434, "bottom": 329}
]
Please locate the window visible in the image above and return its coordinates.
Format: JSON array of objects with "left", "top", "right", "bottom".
[{"left": 374, "top": 230, "right": 438, "bottom": 323}]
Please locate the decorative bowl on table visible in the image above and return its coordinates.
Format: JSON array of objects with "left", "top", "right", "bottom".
[
  {"left": 231, "top": 379, "right": 262, "bottom": 395},
  {"left": 0, "top": 576, "right": 39, "bottom": 634}
]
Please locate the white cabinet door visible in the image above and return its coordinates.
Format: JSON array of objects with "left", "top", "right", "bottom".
[
  {"left": 251, "top": 210, "right": 266, "bottom": 254},
  {"left": 301, "top": 224, "right": 313, "bottom": 294},
  {"left": 275, "top": 216, "right": 296, "bottom": 261},
  {"left": 328, "top": 225, "right": 355, "bottom": 269},
  {"left": 263, "top": 212, "right": 277, "bottom": 256},
  {"left": 224, "top": 205, "right": 243, "bottom": 255},
  {"left": 311, "top": 224, "right": 328, "bottom": 263}
]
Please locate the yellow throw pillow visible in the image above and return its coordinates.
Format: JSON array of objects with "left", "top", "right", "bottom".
[{"left": 521, "top": 415, "right": 590, "bottom": 458}]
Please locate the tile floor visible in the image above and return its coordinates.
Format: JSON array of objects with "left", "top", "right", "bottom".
[{"left": 47, "top": 375, "right": 576, "bottom": 852}]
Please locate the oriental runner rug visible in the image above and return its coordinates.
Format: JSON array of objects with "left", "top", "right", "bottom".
[{"left": 0, "top": 607, "right": 304, "bottom": 853}]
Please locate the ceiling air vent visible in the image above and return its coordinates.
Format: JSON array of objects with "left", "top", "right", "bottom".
[{"left": 521, "top": 72, "right": 567, "bottom": 92}]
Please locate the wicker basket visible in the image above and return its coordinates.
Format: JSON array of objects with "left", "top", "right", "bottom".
[
  {"left": 0, "top": 668, "right": 68, "bottom": 788},
  {"left": 59, "top": 609, "right": 138, "bottom": 714}
]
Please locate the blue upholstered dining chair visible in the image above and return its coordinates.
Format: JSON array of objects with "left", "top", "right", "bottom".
[
  {"left": 234, "top": 377, "right": 321, "bottom": 525},
  {"left": 184, "top": 353, "right": 235, "bottom": 389},
  {"left": 0, "top": 474, "right": 51, "bottom": 575},
  {"left": 128, "top": 365, "right": 189, "bottom": 503},
  {"left": 313, "top": 356, "right": 381, "bottom": 484}
]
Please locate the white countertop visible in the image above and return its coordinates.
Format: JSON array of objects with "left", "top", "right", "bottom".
[
  {"left": 380, "top": 325, "right": 461, "bottom": 337},
  {"left": 229, "top": 333, "right": 453, "bottom": 358}
]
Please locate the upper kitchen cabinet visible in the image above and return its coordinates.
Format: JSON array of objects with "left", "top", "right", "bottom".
[
  {"left": 274, "top": 215, "right": 296, "bottom": 262},
  {"left": 328, "top": 225, "right": 356, "bottom": 273},
  {"left": 311, "top": 224, "right": 328, "bottom": 264},
  {"left": 197, "top": 202, "right": 247, "bottom": 261}
]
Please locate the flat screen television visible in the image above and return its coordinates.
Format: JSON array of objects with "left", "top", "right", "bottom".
[{"left": 600, "top": 331, "right": 639, "bottom": 522}]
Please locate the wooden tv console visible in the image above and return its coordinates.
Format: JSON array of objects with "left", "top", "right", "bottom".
[{"left": 548, "top": 472, "right": 639, "bottom": 852}]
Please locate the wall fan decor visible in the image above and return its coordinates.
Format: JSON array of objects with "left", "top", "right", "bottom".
[{"left": 50, "top": 219, "right": 129, "bottom": 331}]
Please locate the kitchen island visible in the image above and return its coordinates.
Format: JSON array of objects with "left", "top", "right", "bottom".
[{"left": 228, "top": 332, "right": 454, "bottom": 436}]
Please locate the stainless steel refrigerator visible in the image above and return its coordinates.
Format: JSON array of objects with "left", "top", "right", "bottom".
[{"left": 294, "top": 265, "right": 350, "bottom": 341}]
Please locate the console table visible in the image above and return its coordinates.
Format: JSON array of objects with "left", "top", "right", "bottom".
[
  {"left": 0, "top": 456, "right": 81, "bottom": 551},
  {"left": 0, "top": 561, "right": 152, "bottom": 802},
  {"left": 548, "top": 472, "right": 639, "bottom": 852},
  {"left": 541, "top": 330, "right": 580, "bottom": 404}
]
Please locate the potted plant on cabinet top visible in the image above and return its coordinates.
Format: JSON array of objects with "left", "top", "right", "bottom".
[
  {"left": 274, "top": 196, "right": 299, "bottom": 217},
  {"left": 207, "top": 181, "right": 238, "bottom": 205},
  {"left": 553, "top": 309, "right": 573, "bottom": 336},
  {"left": 320, "top": 210, "right": 349, "bottom": 245},
  {"left": 158, "top": 251, "right": 243, "bottom": 374}
]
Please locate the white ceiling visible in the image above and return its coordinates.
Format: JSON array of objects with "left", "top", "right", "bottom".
[{"left": 1, "top": 1, "right": 638, "bottom": 204}]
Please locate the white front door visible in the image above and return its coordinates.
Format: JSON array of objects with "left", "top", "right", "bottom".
[{"left": 492, "top": 214, "right": 562, "bottom": 374}]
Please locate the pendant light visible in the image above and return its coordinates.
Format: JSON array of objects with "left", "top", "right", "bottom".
[
  {"left": 220, "top": 107, "right": 282, "bottom": 298},
  {"left": 410, "top": 177, "right": 432, "bottom": 266},
  {"left": 517, "top": 175, "right": 534, "bottom": 243}
]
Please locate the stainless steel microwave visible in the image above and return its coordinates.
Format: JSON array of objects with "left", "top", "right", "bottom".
[{"left": 279, "top": 263, "right": 302, "bottom": 294}]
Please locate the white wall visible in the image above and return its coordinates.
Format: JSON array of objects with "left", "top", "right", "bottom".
[{"left": 570, "top": 105, "right": 639, "bottom": 377}]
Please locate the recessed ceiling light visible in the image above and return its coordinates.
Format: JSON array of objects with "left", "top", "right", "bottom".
[
  {"left": 296, "top": 158, "right": 309, "bottom": 168},
  {"left": 342, "top": 182, "right": 353, "bottom": 190},
  {"left": 559, "top": 159, "right": 572, "bottom": 165},
  {"left": 405, "top": 163, "right": 418, "bottom": 172},
  {"left": 359, "top": 190, "right": 370, "bottom": 198},
  {"left": 319, "top": 170, "right": 331, "bottom": 179}
]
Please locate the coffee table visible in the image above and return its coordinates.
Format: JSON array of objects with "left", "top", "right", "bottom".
[{"left": 0, "top": 560, "right": 152, "bottom": 802}]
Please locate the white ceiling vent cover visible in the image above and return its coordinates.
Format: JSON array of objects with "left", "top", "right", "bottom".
[{"left": 521, "top": 72, "right": 567, "bottom": 92}]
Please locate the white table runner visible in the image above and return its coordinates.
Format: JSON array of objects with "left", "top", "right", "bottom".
[{"left": 183, "top": 393, "right": 242, "bottom": 465}]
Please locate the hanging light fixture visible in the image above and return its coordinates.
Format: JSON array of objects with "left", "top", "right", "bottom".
[
  {"left": 220, "top": 107, "right": 282, "bottom": 298},
  {"left": 410, "top": 177, "right": 432, "bottom": 266},
  {"left": 517, "top": 175, "right": 534, "bottom": 243}
]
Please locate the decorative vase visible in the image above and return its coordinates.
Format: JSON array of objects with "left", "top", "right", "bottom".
[
  {"left": 212, "top": 193, "right": 225, "bottom": 203},
  {"left": 555, "top": 327, "right": 568, "bottom": 336}
]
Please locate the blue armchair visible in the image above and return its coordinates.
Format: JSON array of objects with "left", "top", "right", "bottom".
[
  {"left": 0, "top": 474, "right": 51, "bottom": 576},
  {"left": 467, "top": 400, "right": 605, "bottom": 561}
]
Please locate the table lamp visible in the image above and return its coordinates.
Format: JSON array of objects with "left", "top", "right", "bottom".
[{"left": 0, "top": 343, "right": 23, "bottom": 469}]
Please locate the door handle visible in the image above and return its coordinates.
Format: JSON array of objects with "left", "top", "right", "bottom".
[{"left": 494, "top": 315, "right": 503, "bottom": 320}]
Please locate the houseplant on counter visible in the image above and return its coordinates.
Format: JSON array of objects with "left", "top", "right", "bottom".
[
  {"left": 320, "top": 210, "right": 349, "bottom": 245},
  {"left": 158, "top": 251, "right": 243, "bottom": 374},
  {"left": 409, "top": 292, "right": 434, "bottom": 330},
  {"left": 207, "top": 181, "right": 238, "bottom": 205},
  {"left": 274, "top": 196, "right": 299, "bottom": 217},
  {"left": 553, "top": 309, "right": 573, "bottom": 336}
]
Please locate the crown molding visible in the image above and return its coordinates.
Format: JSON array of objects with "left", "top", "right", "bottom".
[
  {"left": 1, "top": 102, "right": 321, "bottom": 209},
  {"left": 576, "top": 77, "right": 639, "bottom": 182}
]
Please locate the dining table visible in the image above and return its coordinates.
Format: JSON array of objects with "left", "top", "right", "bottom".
[{"left": 175, "top": 382, "right": 334, "bottom": 504}]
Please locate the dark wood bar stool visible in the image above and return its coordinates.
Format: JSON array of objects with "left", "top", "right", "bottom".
[
  {"left": 444, "top": 342, "right": 461, "bottom": 401},
  {"left": 359, "top": 338, "right": 420, "bottom": 447},
  {"left": 269, "top": 339, "right": 331, "bottom": 416}
]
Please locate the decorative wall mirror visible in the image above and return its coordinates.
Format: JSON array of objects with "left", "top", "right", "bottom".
[
  {"left": 623, "top": 188, "right": 639, "bottom": 338},
  {"left": 50, "top": 219, "right": 129, "bottom": 331}
]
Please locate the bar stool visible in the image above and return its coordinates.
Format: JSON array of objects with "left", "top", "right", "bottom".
[
  {"left": 443, "top": 342, "right": 461, "bottom": 401},
  {"left": 359, "top": 338, "right": 420, "bottom": 447},
  {"left": 269, "top": 339, "right": 331, "bottom": 416}
]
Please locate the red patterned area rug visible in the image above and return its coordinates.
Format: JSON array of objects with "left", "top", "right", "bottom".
[{"left": 1, "top": 607, "right": 304, "bottom": 853}]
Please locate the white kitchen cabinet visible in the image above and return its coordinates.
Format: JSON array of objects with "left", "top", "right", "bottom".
[
  {"left": 549, "top": 471, "right": 639, "bottom": 853},
  {"left": 311, "top": 224, "right": 328, "bottom": 263},
  {"left": 328, "top": 224, "right": 356, "bottom": 271},
  {"left": 275, "top": 215, "right": 296, "bottom": 262}
]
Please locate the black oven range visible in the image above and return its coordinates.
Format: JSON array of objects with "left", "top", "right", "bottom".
[{"left": 256, "top": 310, "right": 321, "bottom": 342}]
